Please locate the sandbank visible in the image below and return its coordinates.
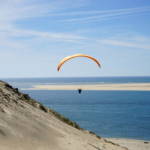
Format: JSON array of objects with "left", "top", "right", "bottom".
[{"left": 31, "top": 83, "right": 150, "bottom": 91}]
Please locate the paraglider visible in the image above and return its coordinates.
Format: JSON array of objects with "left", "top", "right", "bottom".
[
  {"left": 78, "top": 89, "right": 82, "bottom": 94},
  {"left": 57, "top": 54, "right": 101, "bottom": 93}
]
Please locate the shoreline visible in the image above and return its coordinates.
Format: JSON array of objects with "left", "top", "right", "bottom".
[
  {"left": 105, "top": 138, "right": 150, "bottom": 150},
  {"left": 30, "top": 83, "right": 150, "bottom": 91}
]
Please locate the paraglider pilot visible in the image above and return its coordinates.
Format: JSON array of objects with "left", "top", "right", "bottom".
[{"left": 78, "top": 89, "right": 82, "bottom": 94}]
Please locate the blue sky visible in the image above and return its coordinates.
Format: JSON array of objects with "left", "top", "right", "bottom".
[{"left": 0, "top": 0, "right": 150, "bottom": 77}]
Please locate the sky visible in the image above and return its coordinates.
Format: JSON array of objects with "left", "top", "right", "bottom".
[{"left": 0, "top": 0, "right": 150, "bottom": 78}]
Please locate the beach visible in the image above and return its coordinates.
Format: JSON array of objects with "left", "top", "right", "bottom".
[
  {"left": 105, "top": 138, "right": 150, "bottom": 150},
  {"left": 31, "top": 83, "right": 150, "bottom": 91}
]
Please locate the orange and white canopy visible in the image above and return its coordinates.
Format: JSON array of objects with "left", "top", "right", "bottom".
[{"left": 57, "top": 54, "right": 101, "bottom": 71}]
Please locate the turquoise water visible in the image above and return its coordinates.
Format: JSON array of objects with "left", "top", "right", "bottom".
[{"left": 1, "top": 77, "right": 150, "bottom": 140}]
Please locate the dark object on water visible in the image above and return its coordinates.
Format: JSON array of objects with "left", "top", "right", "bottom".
[
  {"left": 78, "top": 89, "right": 82, "bottom": 94},
  {"left": 144, "top": 142, "right": 149, "bottom": 144}
]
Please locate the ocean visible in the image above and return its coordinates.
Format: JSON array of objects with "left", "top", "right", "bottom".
[{"left": 1, "top": 77, "right": 150, "bottom": 141}]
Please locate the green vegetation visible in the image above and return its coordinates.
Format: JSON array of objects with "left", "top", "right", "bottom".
[
  {"left": 89, "top": 131, "right": 95, "bottom": 134},
  {"left": 89, "top": 131, "right": 101, "bottom": 139},
  {"left": 29, "top": 98, "right": 37, "bottom": 106},
  {"left": 39, "top": 104, "right": 47, "bottom": 112},
  {"left": 20, "top": 93, "right": 38, "bottom": 107},
  {"left": 5, "top": 83, "right": 13, "bottom": 89},
  {"left": 104, "top": 139, "right": 120, "bottom": 146},
  {"left": 96, "top": 135, "right": 101, "bottom": 139},
  {"left": 21, "top": 94, "right": 30, "bottom": 100},
  {"left": 48, "top": 108, "right": 84, "bottom": 130}
]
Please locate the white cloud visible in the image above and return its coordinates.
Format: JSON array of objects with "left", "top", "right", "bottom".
[
  {"left": 98, "top": 35, "right": 150, "bottom": 50},
  {"left": 0, "top": 0, "right": 150, "bottom": 55},
  {"left": 0, "top": 0, "right": 87, "bottom": 21},
  {"left": 50, "top": 6, "right": 150, "bottom": 16},
  {"left": 55, "top": 6, "right": 150, "bottom": 22},
  {"left": 0, "top": 0, "right": 88, "bottom": 54}
]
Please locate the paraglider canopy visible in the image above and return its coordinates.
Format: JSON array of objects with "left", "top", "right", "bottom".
[{"left": 57, "top": 54, "right": 101, "bottom": 71}]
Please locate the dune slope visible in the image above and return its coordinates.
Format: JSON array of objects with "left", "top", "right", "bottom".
[{"left": 0, "top": 80, "right": 128, "bottom": 150}]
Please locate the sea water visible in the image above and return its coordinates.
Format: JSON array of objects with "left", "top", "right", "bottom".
[{"left": 1, "top": 77, "right": 150, "bottom": 140}]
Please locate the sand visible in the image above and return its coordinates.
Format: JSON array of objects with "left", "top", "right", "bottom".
[
  {"left": 1, "top": 80, "right": 150, "bottom": 150},
  {"left": 31, "top": 83, "right": 150, "bottom": 91},
  {"left": 106, "top": 138, "right": 150, "bottom": 150}
]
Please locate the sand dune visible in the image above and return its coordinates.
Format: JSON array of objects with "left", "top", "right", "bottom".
[
  {"left": 0, "top": 80, "right": 149, "bottom": 150},
  {"left": 32, "top": 83, "right": 150, "bottom": 91}
]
